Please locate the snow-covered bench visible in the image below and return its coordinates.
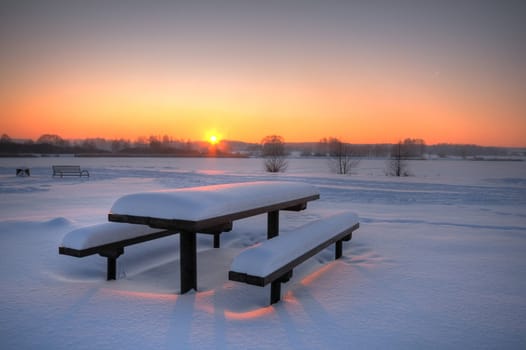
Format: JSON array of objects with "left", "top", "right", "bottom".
[
  {"left": 59, "top": 223, "right": 173, "bottom": 280},
  {"left": 52, "top": 165, "right": 90, "bottom": 177},
  {"left": 228, "top": 211, "right": 360, "bottom": 304}
]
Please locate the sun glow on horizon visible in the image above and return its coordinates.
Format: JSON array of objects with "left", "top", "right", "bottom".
[
  {"left": 209, "top": 135, "right": 218, "bottom": 145},
  {"left": 205, "top": 130, "right": 223, "bottom": 145}
]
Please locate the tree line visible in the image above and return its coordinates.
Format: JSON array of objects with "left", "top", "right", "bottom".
[
  {"left": 260, "top": 135, "right": 522, "bottom": 175},
  {"left": 1, "top": 132, "right": 518, "bottom": 166},
  {"left": 0, "top": 133, "right": 226, "bottom": 157}
]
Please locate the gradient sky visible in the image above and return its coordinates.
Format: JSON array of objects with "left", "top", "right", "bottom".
[{"left": 1, "top": 0, "right": 525, "bottom": 146}]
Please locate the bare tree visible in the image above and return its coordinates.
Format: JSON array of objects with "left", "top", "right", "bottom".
[
  {"left": 387, "top": 141, "right": 410, "bottom": 176},
  {"left": 0, "top": 134, "right": 12, "bottom": 143},
  {"left": 37, "top": 134, "right": 69, "bottom": 147},
  {"left": 401, "top": 138, "right": 426, "bottom": 158},
  {"left": 326, "top": 137, "right": 360, "bottom": 174},
  {"left": 149, "top": 135, "right": 162, "bottom": 151},
  {"left": 261, "top": 135, "right": 288, "bottom": 172},
  {"left": 111, "top": 139, "right": 130, "bottom": 152},
  {"left": 316, "top": 137, "right": 330, "bottom": 156}
]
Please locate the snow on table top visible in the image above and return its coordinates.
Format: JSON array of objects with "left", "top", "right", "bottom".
[
  {"left": 61, "top": 222, "right": 162, "bottom": 250},
  {"left": 109, "top": 181, "right": 319, "bottom": 222},
  {"left": 230, "top": 211, "right": 359, "bottom": 278}
]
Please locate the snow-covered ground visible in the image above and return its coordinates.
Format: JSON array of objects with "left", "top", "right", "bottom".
[{"left": 1, "top": 157, "right": 525, "bottom": 349}]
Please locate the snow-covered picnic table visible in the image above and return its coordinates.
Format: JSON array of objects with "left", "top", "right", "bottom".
[{"left": 108, "top": 181, "right": 320, "bottom": 293}]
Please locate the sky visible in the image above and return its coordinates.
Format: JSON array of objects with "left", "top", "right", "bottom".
[{"left": 1, "top": 0, "right": 525, "bottom": 146}]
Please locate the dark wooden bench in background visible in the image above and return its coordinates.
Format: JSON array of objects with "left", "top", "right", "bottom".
[
  {"left": 52, "top": 165, "right": 90, "bottom": 177},
  {"left": 229, "top": 211, "right": 360, "bottom": 304}
]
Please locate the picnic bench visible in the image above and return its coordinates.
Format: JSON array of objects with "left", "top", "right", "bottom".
[
  {"left": 229, "top": 211, "right": 360, "bottom": 304},
  {"left": 107, "top": 181, "right": 320, "bottom": 293},
  {"left": 52, "top": 165, "right": 90, "bottom": 177}
]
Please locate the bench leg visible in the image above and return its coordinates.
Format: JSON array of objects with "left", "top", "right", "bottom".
[
  {"left": 267, "top": 210, "right": 279, "bottom": 239},
  {"left": 335, "top": 240, "right": 343, "bottom": 259},
  {"left": 107, "top": 256, "right": 118, "bottom": 280},
  {"left": 335, "top": 233, "right": 352, "bottom": 259},
  {"left": 213, "top": 233, "right": 220, "bottom": 248},
  {"left": 99, "top": 247, "right": 124, "bottom": 280},
  {"left": 270, "top": 270, "right": 293, "bottom": 304},
  {"left": 180, "top": 231, "right": 197, "bottom": 293},
  {"left": 270, "top": 281, "right": 281, "bottom": 304}
]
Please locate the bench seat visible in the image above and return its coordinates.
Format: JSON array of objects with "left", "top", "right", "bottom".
[
  {"left": 59, "top": 222, "right": 174, "bottom": 280},
  {"left": 229, "top": 211, "right": 360, "bottom": 304},
  {"left": 60, "top": 222, "right": 169, "bottom": 252}
]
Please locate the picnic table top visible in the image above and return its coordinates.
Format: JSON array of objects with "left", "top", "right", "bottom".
[{"left": 108, "top": 181, "right": 320, "bottom": 231}]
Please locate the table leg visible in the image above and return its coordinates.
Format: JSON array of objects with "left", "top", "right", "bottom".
[
  {"left": 180, "top": 231, "right": 197, "bottom": 293},
  {"left": 267, "top": 210, "right": 279, "bottom": 239}
]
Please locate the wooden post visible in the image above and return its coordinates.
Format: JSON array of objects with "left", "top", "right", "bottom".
[
  {"left": 335, "top": 240, "right": 343, "bottom": 259},
  {"left": 270, "top": 281, "right": 281, "bottom": 304},
  {"left": 107, "top": 256, "right": 117, "bottom": 280},
  {"left": 180, "top": 231, "right": 197, "bottom": 293},
  {"left": 99, "top": 247, "right": 124, "bottom": 280},
  {"left": 213, "top": 233, "right": 220, "bottom": 248},
  {"left": 267, "top": 210, "right": 279, "bottom": 239}
]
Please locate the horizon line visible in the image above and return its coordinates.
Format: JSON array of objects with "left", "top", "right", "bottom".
[{"left": 3, "top": 135, "right": 525, "bottom": 149}]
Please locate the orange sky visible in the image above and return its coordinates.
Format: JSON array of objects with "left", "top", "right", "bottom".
[{"left": 1, "top": 1, "right": 525, "bottom": 147}]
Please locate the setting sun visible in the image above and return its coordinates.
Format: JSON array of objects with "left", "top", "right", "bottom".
[
  {"left": 209, "top": 135, "right": 219, "bottom": 145},
  {"left": 206, "top": 129, "right": 223, "bottom": 145}
]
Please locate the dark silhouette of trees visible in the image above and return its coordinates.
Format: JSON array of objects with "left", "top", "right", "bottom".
[
  {"left": 37, "top": 134, "right": 69, "bottom": 147},
  {"left": 315, "top": 138, "right": 330, "bottom": 156},
  {"left": 428, "top": 143, "right": 506, "bottom": 158},
  {"left": 81, "top": 139, "right": 98, "bottom": 151},
  {"left": 320, "top": 137, "right": 360, "bottom": 174},
  {"left": 386, "top": 138, "right": 428, "bottom": 176},
  {"left": 400, "top": 138, "right": 426, "bottom": 158},
  {"left": 261, "top": 135, "right": 288, "bottom": 172},
  {"left": 1, "top": 132, "right": 516, "bottom": 159},
  {"left": 149, "top": 136, "right": 163, "bottom": 151},
  {"left": 1, "top": 134, "right": 12, "bottom": 143},
  {"left": 387, "top": 141, "right": 410, "bottom": 176},
  {"left": 111, "top": 139, "right": 130, "bottom": 153}
]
